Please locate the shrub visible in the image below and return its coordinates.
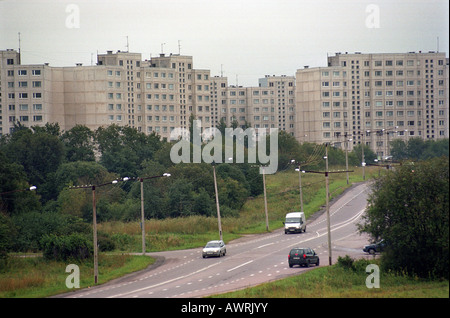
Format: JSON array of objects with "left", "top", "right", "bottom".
[
  {"left": 337, "top": 255, "right": 355, "bottom": 270},
  {"left": 360, "top": 156, "right": 449, "bottom": 279},
  {"left": 41, "top": 233, "right": 93, "bottom": 262}
]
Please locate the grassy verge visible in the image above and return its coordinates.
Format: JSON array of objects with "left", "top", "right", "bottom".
[
  {"left": 0, "top": 254, "right": 155, "bottom": 298},
  {"left": 210, "top": 259, "right": 449, "bottom": 298}
]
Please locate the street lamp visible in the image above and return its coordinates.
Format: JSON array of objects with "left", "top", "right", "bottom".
[
  {"left": 251, "top": 163, "right": 270, "bottom": 232},
  {"left": 291, "top": 159, "right": 305, "bottom": 213},
  {"left": 212, "top": 161, "right": 223, "bottom": 241},
  {"left": 303, "top": 142, "right": 353, "bottom": 266},
  {"left": 136, "top": 173, "right": 171, "bottom": 255},
  {"left": 0, "top": 185, "right": 37, "bottom": 195},
  {"left": 69, "top": 179, "right": 122, "bottom": 284}
]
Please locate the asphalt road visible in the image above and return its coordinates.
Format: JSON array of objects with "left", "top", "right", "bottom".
[{"left": 61, "top": 181, "right": 373, "bottom": 298}]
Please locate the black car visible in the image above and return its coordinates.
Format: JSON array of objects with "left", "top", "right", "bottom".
[
  {"left": 363, "top": 239, "right": 386, "bottom": 254},
  {"left": 288, "top": 247, "right": 320, "bottom": 268}
]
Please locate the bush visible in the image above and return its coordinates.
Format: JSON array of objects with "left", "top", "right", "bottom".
[
  {"left": 360, "top": 157, "right": 449, "bottom": 279},
  {"left": 337, "top": 255, "right": 355, "bottom": 270},
  {"left": 41, "top": 233, "right": 93, "bottom": 262}
]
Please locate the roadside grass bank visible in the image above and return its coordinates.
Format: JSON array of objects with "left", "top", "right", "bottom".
[
  {"left": 209, "top": 259, "right": 449, "bottom": 298},
  {"left": 0, "top": 254, "right": 154, "bottom": 298}
]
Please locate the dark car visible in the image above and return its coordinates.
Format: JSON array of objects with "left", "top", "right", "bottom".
[
  {"left": 363, "top": 239, "right": 386, "bottom": 254},
  {"left": 288, "top": 247, "right": 320, "bottom": 268}
]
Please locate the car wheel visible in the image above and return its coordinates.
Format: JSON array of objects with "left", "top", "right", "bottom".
[
  {"left": 316, "top": 259, "right": 320, "bottom": 266},
  {"left": 289, "top": 263, "right": 293, "bottom": 268},
  {"left": 369, "top": 248, "right": 375, "bottom": 255}
]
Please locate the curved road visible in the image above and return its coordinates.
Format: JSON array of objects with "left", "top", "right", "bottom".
[{"left": 61, "top": 182, "right": 373, "bottom": 298}]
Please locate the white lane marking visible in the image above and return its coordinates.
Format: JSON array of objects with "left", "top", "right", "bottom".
[
  {"left": 227, "top": 260, "right": 254, "bottom": 272},
  {"left": 257, "top": 242, "right": 274, "bottom": 249},
  {"left": 107, "top": 262, "right": 221, "bottom": 298}
]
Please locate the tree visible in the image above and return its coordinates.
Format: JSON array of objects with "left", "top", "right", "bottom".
[
  {"left": 61, "top": 125, "right": 95, "bottom": 162},
  {"left": 349, "top": 144, "right": 376, "bottom": 166},
  {"left": 359, "top": 156, "right": 449, "bottom": 279},
  {"left": 95, "top": 125, "right": 163, "bottom": 177},
  {"left": 0, "top": 151, "right": 40, "bottom": 216},
  {"left": 1, "top": 126, "right": 65, "bottom": 201}
]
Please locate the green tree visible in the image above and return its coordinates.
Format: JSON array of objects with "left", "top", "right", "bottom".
[
  {"left": 1, "top": 125, "right": 65, "bottom": 201},
  {"left": 95, "top": 125, "right": 163, "bottom": 177},
  {"left": 359, "top": 156, "right": 449, "bottom": 279},
  {"left": 61, "top": 125, "right": 95, "bottom": 162},
  {"left": 0, "top": 151, "right": 41, "bottom": 216}
]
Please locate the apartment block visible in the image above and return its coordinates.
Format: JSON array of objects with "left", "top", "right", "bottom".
[
  {"left": 1, "top": 48, "right": 448, "bottom": 157},
  {"left": 295, "top": 51, "right": 449, "bottom": 157},
  {"left": 0, "top": 49, "right": 60, "bottom": 135},
  {"left": 213, "top": 75, "right": 295, "bottom": 134}
]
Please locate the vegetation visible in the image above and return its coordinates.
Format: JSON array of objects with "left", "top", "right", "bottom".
[
  {"left": 211, "top": 257, "right": 449, "bottom": 298},
  {"left": 359, "top": 156, "right": 449, "bottom": 279},
  {"left": 1, "top": 122, "right": 384, "bottom": 259},
  {"left": 0, "top": 254, "right": 154, "bottom": 298},
  {"left": 0, "top": 120, "right": 448, "bottom": 297}
]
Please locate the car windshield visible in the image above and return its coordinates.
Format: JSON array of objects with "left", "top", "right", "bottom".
[
  {"left": 286, "top": 217, "right": 301, "bottom": 223},
  {"left": 206, "top": 242, "right": 220, "bottom": 248}
]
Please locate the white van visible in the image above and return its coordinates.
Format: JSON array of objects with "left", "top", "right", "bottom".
[{"left": 284, "top": 212, "right": 306, "bottom": 234}]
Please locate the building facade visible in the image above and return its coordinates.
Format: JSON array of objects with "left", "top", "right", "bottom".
[
  {"left": 295, "top": 51, "right": 449, "bottom": 157},
  {"left": 1, "top": 49, "right": 448, "bottom": 157}
]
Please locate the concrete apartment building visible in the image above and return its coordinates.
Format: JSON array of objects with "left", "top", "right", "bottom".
[
  {"left": 295, "top": 51, "right": 449, "bottom": 157},
  {"left": 214, "top": 75, "right": 295, "bottom": 135},
  {"left": 1, "top": 48, "right": 448, "bottom": 157},
  {"left": 1, "top": 48, "right": 295, "bottom": 140}
]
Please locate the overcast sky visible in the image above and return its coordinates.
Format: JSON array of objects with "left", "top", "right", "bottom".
[{"left": 1, "top": 0, "right": 448, "bottom": 86}]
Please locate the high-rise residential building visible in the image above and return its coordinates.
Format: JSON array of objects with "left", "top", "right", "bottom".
[
  {"left": 295, "top": 51, "right": 449, "bottom": 158},
  {"left": 1, "top": 48, "right": 448, "bottom": 157}
]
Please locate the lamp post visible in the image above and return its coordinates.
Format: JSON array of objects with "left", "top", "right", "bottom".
[
  {"left": 136, "top": 173, "right": 171, "bottom": 255},
  {"left": 262, "top": 166, "right": 269, "bottom": 232},
  {"left": 291, "top": 159, "right": 305, "bottom": 213},
  {"left": 69, "top": 179, "right": 122, "bottom": 284},
  {"left": 303, "top": 142, "right": 353, "bottom": 265},
  {"left": 212, "top": 161, "right": 223, "bottom": 241},
  {"left": 0, "top": 185, "right": 37, "bottom": 195}
]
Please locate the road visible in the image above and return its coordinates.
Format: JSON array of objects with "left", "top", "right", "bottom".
[{"left": 61, "top": 182, "right": 373, "bottom": 298}]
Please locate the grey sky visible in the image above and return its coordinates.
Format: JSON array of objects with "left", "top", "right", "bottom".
[{"left": 1, "top": 0, "right": 448, "bottom": 86}]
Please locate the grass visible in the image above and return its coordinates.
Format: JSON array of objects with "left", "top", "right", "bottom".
[
  {"left": 0, "top": 254, "right": 155, "bottom": 298},
  {"left": 210, "top": 260, "right": 449, "bottom": 298}
]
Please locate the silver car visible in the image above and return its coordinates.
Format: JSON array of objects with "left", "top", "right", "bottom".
[{"left": 202, "top": 240, "right": 226, "bottom": 258}]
